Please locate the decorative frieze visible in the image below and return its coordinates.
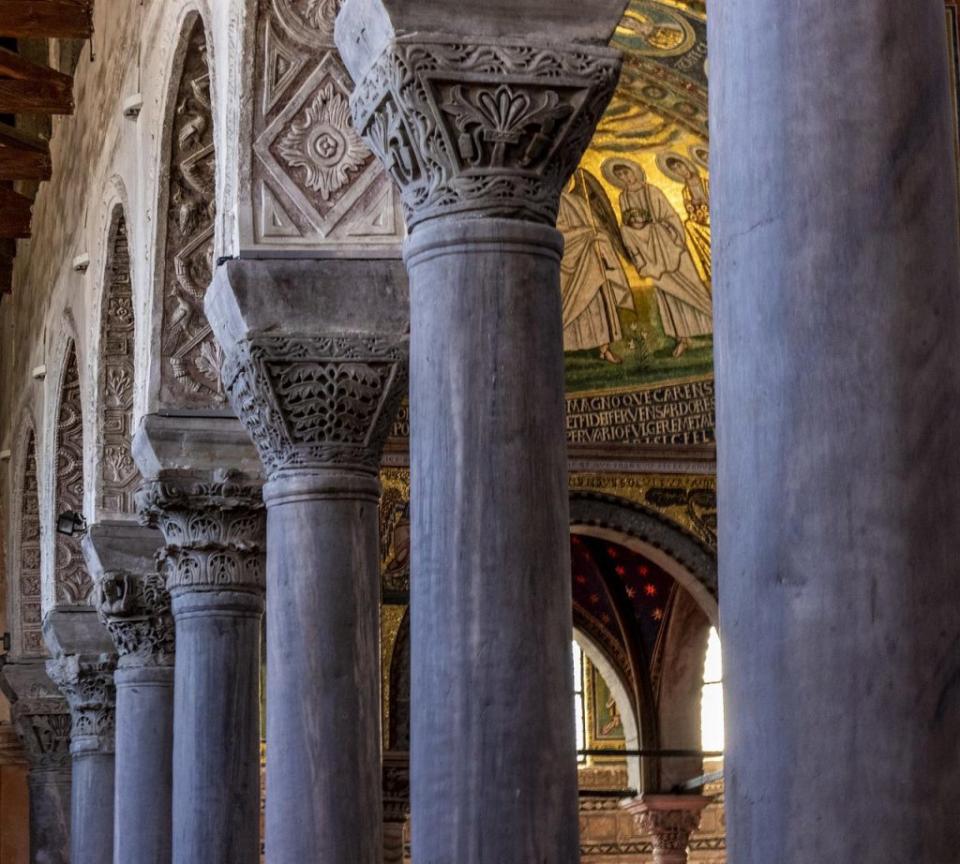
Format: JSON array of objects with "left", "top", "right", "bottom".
[
  {"left": 19, "top": 434, "right": 44, "bottom": 655},
  {"left": 45, "top": 654, "right": 116, "bottom": 756},
  {"left": 93, "top": 569, "right": 174, "bottom": 666},
  {"left": 137, "top": 472, "right": 266, "bottom": 593},
  {"left": 221, "top": 334, "right": 408, "bottom": 478},
  {"left": 349, "top": 38, "right": 622, "bottom": 229}
]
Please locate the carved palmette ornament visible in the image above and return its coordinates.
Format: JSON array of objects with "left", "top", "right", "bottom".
[
  {"left": 349, "top": 39, "right": 623, "bottom": 229},
  {"left": 93, "top": 569, "right": 175, "bottom": 665},
  {"left": 11, "top": 694, "right": 72, "bottom": 770},
  {"left": 55, "top": 345, "right": 92, "bottom": 604},
  {"left": 45, "top": 654, "right": 116, "bottom": 755},
  {"left": 160, "top": 18, "right": 224, "bottom": 407},
  {"left": 137, "top": 473, "right": 266, "bottom": 593},
  {"left": 100, "top": 216, "right": 142, "bottom": 514},
  {"left": 221, "top": 334, "right": 408, "bottom": 478}
]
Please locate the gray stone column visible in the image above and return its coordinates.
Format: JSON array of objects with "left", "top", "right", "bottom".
[
  {"left": 45, "top": 653, "right": 116, "bottom": 864},
  {"left": 134, "top": 414, "right": 265, "bottom": 864},
  {"left": 84, "top": 522, "right": 172, "bottom": 864},
  {"left": 206, "top": 258, "right": 408, "bottom": 864},
  {"left": 710, "top": 1, "right": 960, "bottom": 862},
  {"left": 0, "top": 660, "right": 72, "bottom": 864},
  {"left": 336, "top": 5, "right": 626, "bottom": 860}
]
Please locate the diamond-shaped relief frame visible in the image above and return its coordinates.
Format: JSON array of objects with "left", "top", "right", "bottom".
[{"left": 254, "top": 52, "right": 387, "bottom": 241}]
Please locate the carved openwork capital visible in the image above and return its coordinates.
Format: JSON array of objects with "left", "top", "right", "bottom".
[
  {"left": 349, "top": 37, "right": 622, "bottom": 230},
  {"left": 221, "top": 334, "right": 408, "bottom": 479},
  {"left": 137, "top": 472, "right": 266, "bottom": 594},
  {"left": 622, "top": 795, "right": 709, "bottom": 863},
  {"left": 93, "top": 569, "right": 175, "bottom": 666},
  {"left": 11, "top": 698, "right": 72, "bottom": 772},
  {"left": 45, "top": 655, "right": 116, "bottom": 756}
]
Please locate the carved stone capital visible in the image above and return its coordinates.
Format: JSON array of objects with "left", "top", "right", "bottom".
[
  {"left": 93, "top": 569, "right": 175, "bottom": 667},
  {"left": 0, "top": 660, "right": 72, "bottom": 771},
  {"left": 382, "top": 749, "right": 410, "bottom": 824},
  {"left": 621, "top": 795, "right": 709, "bottom": 864},
  {"left": 45, "top": 654, "right": 117, "bottom": 756},
  {"left": 137, "top": 471, "right": 266, "bottom": 595},
  {"left": 221, "top": 334, "right": 408, "bottom": 479},
  {"left": 348, "top": 37, "right": 622, "bottom": 230}
]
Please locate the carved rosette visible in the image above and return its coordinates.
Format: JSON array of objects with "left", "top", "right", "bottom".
[
  {"left": 45, "top": 655, "right": 117, "bottom": 756},
  {"left": 137, "top": 473, "right": 266, "bottom": 594},
  {"left": 93, "top": 569, "right": 175, "bottom": 667},
  {"left": 12, "top": 698, "right": 72, "bottom": 772},
  {"left": 349, "top": 38, "right": 622, "bottom": 229},
  {"left": 220, "top": 334, "right": 408, "bottom": 479}
]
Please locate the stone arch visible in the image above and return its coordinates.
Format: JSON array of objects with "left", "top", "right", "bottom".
[
  {"left": 96, "top": 206, "right": 142, "bottom": 518},
  {"left": 53, "top": 341, "right": 90, "bottom": 605},
  {"left": 8, "top": 416, "right": 44, "bottom": 657},
  {"left": 569, "top": 492, "right": 718, "bottom": 626},
  {"left": 150, "top": 7, "right": 225, "bottom": 411}
]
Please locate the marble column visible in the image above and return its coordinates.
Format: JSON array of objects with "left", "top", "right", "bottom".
[
  {"left": 336, "top": 4, "right": 626, "bottom": 860},
  {"left": 84, "top": 522, "right": 172, "bottom": 864},
  {"left": 45, "top": 653, "right": 116, "bottom": 864},
  {"left": 0, "top": 660, "right": 72, "bottom": 864},
  {"left": 710, "top": 1, "right": 960, "bottom": 862},
  {"left": 137, "top": 467, "right": 264, "bottom": 864},
  {"left": 622, "top": 795, "right": 708, "bottom": 864},
  {"left": 206, "top": 258, "right": 408, "bottom": 864}
]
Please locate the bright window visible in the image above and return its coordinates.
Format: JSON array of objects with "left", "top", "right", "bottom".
[
  {"left": 572, "top": 641, "right": 587, "bottom": 763},
  {"left": 700, "top": 627, "right": 724, "bottom": 753}
]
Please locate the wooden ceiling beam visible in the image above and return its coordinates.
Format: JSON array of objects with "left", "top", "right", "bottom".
[
  {"left": 0, "top": 123, "right": 50, "bottom": 180},
  {"left": 0, "top": 78, "right": 73, "bottom": 114},
  {"left": 0, "top": 2, "right": 93, "bottom": 40},
  {"left": 0, "top": 186, "right": 32, "bottom": 238}
]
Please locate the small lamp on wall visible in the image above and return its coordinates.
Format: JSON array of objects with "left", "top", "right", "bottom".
[{"left": 56, "top": 511, "right": 87, "bottom": 538}]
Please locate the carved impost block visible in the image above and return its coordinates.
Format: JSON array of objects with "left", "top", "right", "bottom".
[
  {"left": 137, "top": 471, "right": 266, "bottom": 595},
  {"left": 0, "top": 660, "right": 72, "bottom": 772},
  {"left": 348, "top": 37, "right": 622, "bottom": 230},
  {"left": 221, "top": 333, "right": 408, "bottom": 480},
  {"left": 45, "top": 654, "right": 117, "bottom": 756},
  {"left": 621, "top": 794, "right": 710, "bottom": 864},
  {"left": 93, "top": 569, "right": 175, "bottom": 667}
]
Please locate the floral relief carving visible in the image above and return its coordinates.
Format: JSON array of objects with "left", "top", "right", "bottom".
[
  {"left": 277, "top": 83, "right": 368, "bottom": 201},
  {"left": 100, "top": 216, "right": 142, "bottom": 515},
  {"left": 45, "top": 655, "right": 116, "bottom": 755},
  {"left": 138, "top": 473, "right": 266, "bottom": 594},
  {"left": 349, "top": 39, "right": 623, "bottom": 228},
  {"left": 55, "top": 345, "right": 91, "bottom": 604},
  {"left": 273, "top": 0, "right": 341, "bottom": 43},
  {"left": 19, "top": 435, "right": 44, "bottom": 655},
  {"left": 160, "top": 19, "right": 224, "bottom": 407},
  {"left": 13, "top": 700, "right": 72, "bottom": 770},
  {"left": 93, "top": 569, "right": 175, "bottom": 665},
  {"left": 221, "top": 335, "right": 408, "bottom": 479}
]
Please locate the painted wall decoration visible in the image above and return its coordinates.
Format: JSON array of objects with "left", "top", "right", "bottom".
[
  {"left": 563, "top": 0, "right": 713, "bottom": 448},
  {"left": 159, "top": 18, "right": 223, "bottom": 407},
  {"left": 99, "top": 214, "right": 141, "bottom": 515},
  {"left": 55, "top": 344, "right": 91, "bottom": 603},
  {"left": 588, "top": 660, "right": 626, "bottom": 745}
]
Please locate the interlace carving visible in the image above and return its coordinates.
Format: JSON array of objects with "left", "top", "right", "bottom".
[
  {"left": 137, "top": 473, "right": 266, "bottom": 593},
  {"left": 19, "top": 434, "right": 44, "bottom": 655},
  {"left": 45, "top": 655, "right": 116, "bottom": 755},
  {"left": 93, "top": 569, "right": 175, "bottom": 665},
  {"left": 350, "top": 39, "right": 622, "bottom": 228},
  {"left": 55, "top": 344, "right": 92, "bottom": 603},
  {"left": 100, "top": 215, "right": 142, "bottom": 514},
  {"left": 221, "top": 334, "right": 408, "bottom": 478}
]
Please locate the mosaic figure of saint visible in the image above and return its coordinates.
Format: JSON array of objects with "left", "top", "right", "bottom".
[
  {"left": 605, "top": 159, "right": 712, "bottom": 359},
  {"left": 558, "top": 169, "right": 636, "bottom": 365},
  {"left": 619, "top": 11, "right": 687, "bottom": 52},
  {"left": 660, "top": 152, "right": 712, "bottom": 285}
]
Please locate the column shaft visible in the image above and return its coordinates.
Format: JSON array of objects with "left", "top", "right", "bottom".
[
  {"left": 27, "top": 768, "right": 71, "bottom": 864},
  {"left": 711, "top": 0, "right": 960, "bottom": 861},
  {"left": 114, "top": 666, "right": 173, "bottom": 864},
  {"left": 407, "top": 221, "right": 579, "bottom": 862},
  {"left": 171, "top": 591, "right": 263, "bottom": 864},
  {"left": 70, "top": 753, "right": 114, "bottom": 864},
  {"left": 264, "top": 476, "right": 382, "bottom": 864}
]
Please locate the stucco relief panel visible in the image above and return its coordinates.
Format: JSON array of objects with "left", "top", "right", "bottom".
[
  {"left": 19, "top": 435, "right": 44, "bottom": 655},
  {"left": 251, "top": 0, "right": 402, "bottom": 248},
  {"left": 100, "top": 216, "right": 141, "bottom": 515},
  {"left": 159, "top": 19, "right": 225, "bottom": 408}
]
